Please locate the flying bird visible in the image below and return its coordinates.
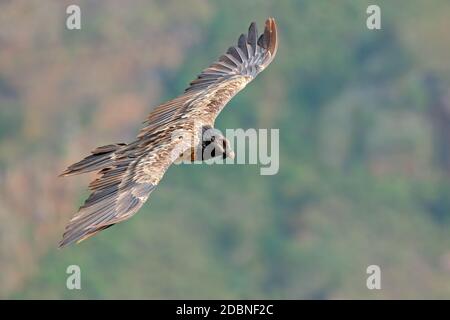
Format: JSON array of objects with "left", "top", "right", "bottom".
[{"left": 59, "top": 18, "right": 278, "bottom": 247}]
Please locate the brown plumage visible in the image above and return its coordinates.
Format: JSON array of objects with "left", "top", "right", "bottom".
[{"left": 59, "top": 18, "right": 278, "bottom": 247}]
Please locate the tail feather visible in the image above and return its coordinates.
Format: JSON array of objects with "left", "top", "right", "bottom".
[{"left": 60, "top": 143, "right": 126, "bottom": 177}]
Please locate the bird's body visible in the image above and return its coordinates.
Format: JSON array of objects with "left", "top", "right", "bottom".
[{"left": 59, "top": 18, "right": 278, "bottom": 247}]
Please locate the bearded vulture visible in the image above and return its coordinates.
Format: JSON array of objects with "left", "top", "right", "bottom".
[{"left": 59, "top": 18, "right": 278, "bottom": 247}]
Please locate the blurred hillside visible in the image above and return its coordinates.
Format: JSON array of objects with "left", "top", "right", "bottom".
[{"left": 2, "top": 0, "right": 450, "bottom": 299}]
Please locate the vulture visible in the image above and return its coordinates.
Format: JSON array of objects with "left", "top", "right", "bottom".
[{"left": 59, "top": 18, "right": 278, "bottom": 247}]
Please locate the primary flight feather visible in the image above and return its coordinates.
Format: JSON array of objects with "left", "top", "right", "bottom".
[{"left": 59, "top": 18, "right": 278, "bottom": 247}]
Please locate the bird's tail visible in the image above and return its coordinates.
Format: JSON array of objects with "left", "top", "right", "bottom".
[{"left": 60, "top": 143, "right": 126, "bottom": 177}]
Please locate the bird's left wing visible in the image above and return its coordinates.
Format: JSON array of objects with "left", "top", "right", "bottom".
[{"left": 139, "top": 18, "right": 278, "bottom": 137}]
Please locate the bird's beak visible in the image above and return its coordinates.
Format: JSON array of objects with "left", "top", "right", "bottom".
[{"left": 226, "top": 149, "right": 235, "bottom": 160}]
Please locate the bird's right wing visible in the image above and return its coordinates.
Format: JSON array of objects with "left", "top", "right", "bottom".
[{"left": 59, "top": 131, "right": 190, "bottom": 247}]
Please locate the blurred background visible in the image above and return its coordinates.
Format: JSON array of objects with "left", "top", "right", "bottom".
[{"left": 1, "top": 0, "right": 450, "bottom": 299}]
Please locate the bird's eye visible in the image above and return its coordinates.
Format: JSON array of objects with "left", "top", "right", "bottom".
[{"left": 210, "top": 136, "right": 216, "bottom": 142}]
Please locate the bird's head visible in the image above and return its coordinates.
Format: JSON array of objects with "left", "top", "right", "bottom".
[{"left": 201, "top": 126, "right": 235, "bottom": 160}]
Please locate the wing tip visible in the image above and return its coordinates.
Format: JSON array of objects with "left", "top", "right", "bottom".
[
  {"left": 248, "top": 18, "right": 278, "bottom": 58},
  {"left": 58, "top": 236, "right": 72, "bottom": 248},
  {"left": 264, "top": 17, "right": 278, "bottom": 57},
  {"left": 58, "top": 225, "right": 107, "bottom": 248},
  {"left": 58, "top": 237, "right": 84, "bottom": 249},
  {"left": 59, "top": 169, "right": 75, "bottom": 177},
  {"left": 58, "top": 227, "right": 77, "bottom": 248}
]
